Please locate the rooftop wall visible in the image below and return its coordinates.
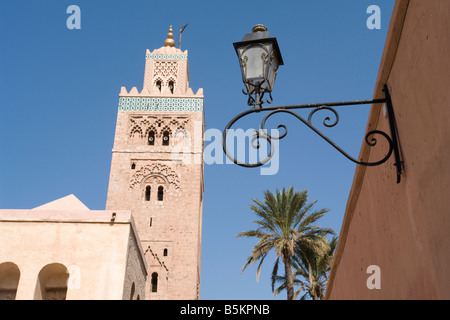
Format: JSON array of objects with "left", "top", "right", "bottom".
[{"left": 0, "top": 210, "right": 147, "bottom": 300}]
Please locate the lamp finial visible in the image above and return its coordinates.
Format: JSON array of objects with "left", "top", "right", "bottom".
[{"left": 252, "top": 24, "right": 268, "bottom": 33}]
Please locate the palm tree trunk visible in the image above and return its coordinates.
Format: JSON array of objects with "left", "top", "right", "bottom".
[
  {"left": 308, "top": 264, "right": 318, "bottom": 300},
  {"left": 283, "top": 254, "right": 294, "bottom": 300}
]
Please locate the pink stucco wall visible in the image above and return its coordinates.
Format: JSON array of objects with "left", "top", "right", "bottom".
[{"left": 326, "top": 0, "right": 450, "bottom": 299}]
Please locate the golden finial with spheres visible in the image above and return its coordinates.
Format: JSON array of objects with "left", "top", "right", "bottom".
[{"left": 164, "top": 25, "right": 176, "bottom": 47}]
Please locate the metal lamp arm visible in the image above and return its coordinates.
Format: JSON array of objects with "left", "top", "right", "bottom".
[{"left": 222, "top": 85, "right": 402, "bottom": 182}]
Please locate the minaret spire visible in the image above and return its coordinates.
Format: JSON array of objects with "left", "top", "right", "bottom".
[{"left": 164, "top": 25, "right": 176, "bottom": 47}]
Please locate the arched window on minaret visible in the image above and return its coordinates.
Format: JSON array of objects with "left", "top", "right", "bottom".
[
  {"left": 156, "top": 80, "right": 162, "bottom": 92},
  {"left": 131, "top": 163, "right": 136, "bottom": 170},
  {"left": 168, "top": 80, "right": 174, "bottom": 94},
  {"left": 151, "top": 273, "right": 158, "bottom": 293},
  {"left": 162, "top": 131, "right": 170, "bottom": 146},
  {"left": 145, "top": 186, "right": 151, "bottom": 201},
  {"left": 163, "top": 248, "right": 168, "bottom": 256},
  {"left": 148, "top": 131, "right": 155, "bottom": 146},
  {"left": 158, "top": 186, "right": 164, "bottom": 201}
]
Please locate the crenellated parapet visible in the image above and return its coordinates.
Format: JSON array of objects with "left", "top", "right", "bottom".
[{"left": 119, "top": 86, "right": 203, "bottom": 98}]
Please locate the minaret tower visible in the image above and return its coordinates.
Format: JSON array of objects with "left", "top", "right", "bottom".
[{"left": 106, "top": 26, "right": 204, "bottom": 300}]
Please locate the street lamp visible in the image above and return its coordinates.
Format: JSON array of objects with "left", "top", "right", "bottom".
[
  {"left": 233, "top": 24, "right": 283, "bottom": 100},
  {"left": 223, "top": 25, "right": 403, "bottom": 183}
]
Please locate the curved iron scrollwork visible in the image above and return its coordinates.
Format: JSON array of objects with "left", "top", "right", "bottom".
[{"left": 222, "top": 84, "right": 403, "bottom": 183}]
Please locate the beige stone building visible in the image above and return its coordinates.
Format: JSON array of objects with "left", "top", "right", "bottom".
[
  {"left": 0, "top": 195, "right": 147, "bottom": 300},
  {"left": 0, "top": 27, "right": 204, "bottom": 300}
]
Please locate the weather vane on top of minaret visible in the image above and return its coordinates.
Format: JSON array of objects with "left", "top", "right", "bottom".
[{"left": 179, "top": 23, "right": 189, "bottom": 49}]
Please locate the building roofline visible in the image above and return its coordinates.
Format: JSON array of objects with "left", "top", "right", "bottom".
[{"left": 0, "top": 208, "right": 149, "bottom": 275}]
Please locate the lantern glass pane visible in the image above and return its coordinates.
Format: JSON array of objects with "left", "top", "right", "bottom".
[
  {"left": 266, "top": 52, "right": 279, "bottom": 92},
  {"left": 239, "top": 44, "right": 269, "bottom": 84}
]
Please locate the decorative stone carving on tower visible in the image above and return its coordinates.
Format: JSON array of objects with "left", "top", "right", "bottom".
[{"left": 106, "top": 26, "right": 204, "bottom": 300}]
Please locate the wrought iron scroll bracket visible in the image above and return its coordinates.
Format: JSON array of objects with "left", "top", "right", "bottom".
[
  {"left": 383, "top": 84, "right": 403, "bottom": 183},
  {"left": 222, "top": 84, "right": 403, "bottom": 183}
]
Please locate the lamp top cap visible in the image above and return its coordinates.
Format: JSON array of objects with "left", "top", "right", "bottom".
[
  {"left": 234, "top": 24, "right": 284, "bottom": 65},
  {"left": 164, "top": 25, "right": 176, "bottom": 47},
  {"left": 252, "top": 24, "right": 268, "bottom": 33}
]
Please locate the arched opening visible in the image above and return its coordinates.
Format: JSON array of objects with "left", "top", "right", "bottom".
[
  {"left": 156, "top": 80, "right": 162, "bottom": 92},
  {"left": 163, "top": 248, "right": 168, "bottom": 257},
  {"left": 173, "top": 129, "right": 188, "bottom": 147},
  {"left": 158, "top": 186, "right": 164, "bottom": 201},
  {"left": 0, "top": 262, "right": 20, "bottom": 300},
  {"left": 162, "top": 131, "right": 170, "bottom": 146},
  {"left": 151, "top": 273, "right": 158, "bottom": 293},
  {"left": 131, "top": 163, "right": 136, "bottom": 170},
  {"left": 35, "top": 263, "right": 69, "bottom": 300},
  {"left": 145, "top": 186, "right": 151, "bottom": 201},
  {"left": 168, "top": 81, "right": 174, "bottom": 94},
  {"left": 131, "top": 129, "right": 142, "bottom": 145},
  {"left": 148, "top": 131, "right": 155, "bottom": 146}
]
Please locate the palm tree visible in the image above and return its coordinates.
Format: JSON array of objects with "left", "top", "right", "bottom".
[
  {"left": 274, "top": 236, "right": 338, "bottom": 300},
  {"left": 236, "top": 186, "right": 335, "bottom": 300}
]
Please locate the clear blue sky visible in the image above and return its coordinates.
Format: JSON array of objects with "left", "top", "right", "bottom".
[{"left": 0, "top": 1, "right": 394, "bottom": 299}]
